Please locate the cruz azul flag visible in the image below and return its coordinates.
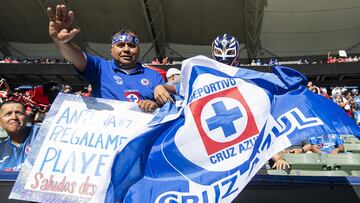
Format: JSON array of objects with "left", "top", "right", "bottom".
[
  {"left": 9, "top": 93, "right": 158, "bottom": 203},
  {"left": 108, "top": 56, "right": 360, "bottom": 202}
]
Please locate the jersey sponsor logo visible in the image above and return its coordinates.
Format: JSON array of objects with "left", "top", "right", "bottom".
[
  {"left": 113, "top": 75, "right": 123, "bottom": 85},
  {"left": 141, "top": 78, "right": 150, "bottom": 86},
  {"left": 124, "top": 90, "right": 140, "bottom": 102}
]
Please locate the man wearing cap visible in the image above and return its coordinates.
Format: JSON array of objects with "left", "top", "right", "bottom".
[
  {"left": 166, "top": 68, "right": 181, "bottom": 85},
  {"left": 47, "top": 5, "right": 165, "bottom": 112}
]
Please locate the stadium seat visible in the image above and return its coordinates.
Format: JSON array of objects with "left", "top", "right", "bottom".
[
  {"left": 267, "top": 169, "right": 289, "bottom": 176},
  {"left": 323, "top": 153, "right": 360, "bottom": 174},
  {"left": 282, "top": 153, "right": 328, "bottom": 171},
  {"left": 344, "top": 144, "right": 360, "bottom": 154},
  {"left": 351, "top": 171, "right": 360, "bottom": 176},
  {"left": 342, "top": 135, "right": 360, "bottom": 144},
  {"left": 289, "top": 170, "right": 348, "bottom": 176}
]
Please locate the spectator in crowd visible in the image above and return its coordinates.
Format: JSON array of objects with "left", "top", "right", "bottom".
[
  {"left": 352, "top": 89, "right": 360, "bottom": 125},
  {"left": 352, "top": 89, "right": 360, "bottom": 102},
  {"left": 331, "top": 86, "right": 342, "bottom": 97},
  {"left": 153, "top": 33, "right": 242, "bottom": 104},
  {"left": 250, "top": 60, "right": 256, "bottom": 66},
  {"left": 306, "top": 81, "right": 330, "bottom": 98},
  {"left": 162, "top": 57, "right": 171, "bottom": 65},
  {"left": 353, "top": 56, "right": 359, "bottom": 62},
  {"left": 166, "top": 68, "right": 181, "bottom": 85},
  {"left": 268, "top": 58, "right": 279, "bottom": 66},
  {"left": 63, "top": 84, "right": 73, "bottom": 93},
  {"left": 151, "top": 57, "right": 160, "bottom": 64},
  {"left": 283, "top": 140, "right": 311, "bottom": 154},
  {"left": 327, "top": 52, "right": 337, "bottom": 64},
  {"left": 337, "top": 56, "right": 347, "bottom": 63},
  {"left": 211, "top": 34, "right": 240, "bottom": 67},
  {"left": 319, "top": 87, "right": 330, "bottom": 99},
  {"left": 310, "top": 134, "right": 344, "bottom": 154},
  {"left": 47, "top": 4, "right": 165, "bottom": 112},
  {"left": 336, "top": 90, "right": 355, "bottom": 118},
  {"left": 307, "top": 81, "right": 320, "bottom": 94},
  {"left": 0, "top": 78, "right": 12, "bottom": 102},
  {"left": 255, "top": 59, "right": 262, "bottom": 66},
  {"left": 0, "top": 100, "right": 39, "bottom": 171},
  {"left": 0, "top": 57, "right": 16, "bottom": 64},
  {"left": 81, "top": 84, "right": 92, "bottom": 97},
  {"left": 269, "top": 137, "right": 311, "bottom": 170}
]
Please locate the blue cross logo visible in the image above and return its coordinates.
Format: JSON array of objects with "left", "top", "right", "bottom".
[
  {"left": 128, "top": 94, "right": 138, "bottom": 102},
  {"left": 206, "top": 101, "right": 243, "bottom": 137}
]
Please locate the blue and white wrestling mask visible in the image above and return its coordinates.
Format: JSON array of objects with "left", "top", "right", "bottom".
[
  {"left": 112, "top": 33, "right": 140, "bottom": 45},
  {"left": 212, "top": 34, "right": 239, "bottom": 66}
]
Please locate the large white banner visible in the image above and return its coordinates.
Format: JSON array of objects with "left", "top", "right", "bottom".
[{"left": 10, "top": 93, "right": 156, "bottom": 203}]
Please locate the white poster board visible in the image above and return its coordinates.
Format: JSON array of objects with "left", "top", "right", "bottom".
[{"left": 10, "top": 93, "right": 156, "bottom": 202}]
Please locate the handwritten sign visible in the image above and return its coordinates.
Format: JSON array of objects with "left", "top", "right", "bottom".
[{"left": 10, "top": 93, "right": 156, "bottom": 202}]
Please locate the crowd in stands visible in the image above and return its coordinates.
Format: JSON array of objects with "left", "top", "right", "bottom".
[
  {"left": 2, "top": 55, "right": 359, "bottom": 67},
  {"left": 2, "top": 50, "right": 360, "bottom": 67},
  {"left": 150, "top": 57, "right": 177, "bottom": 65},
  {"left": 307, "top": 81, "right": 360, "bottom": 125},
  {"left": 0, "top": 57, "right": 70, "bottom": 64},
  {"left": 0, "top": 79, "right": 92, "bottom": 127},
  {"left": 265, "top": 82, "right": 360, "bottom": 171},
  {"left": 246, "top": 55, "right": 360, "bottom": 66}
]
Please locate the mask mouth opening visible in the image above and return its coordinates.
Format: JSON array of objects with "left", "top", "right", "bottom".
[{"left": 216, "top": 58, "right": 234, "bottom": 65}]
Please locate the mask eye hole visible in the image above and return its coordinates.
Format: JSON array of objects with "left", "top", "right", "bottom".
[
  {"left": 227, "top": 50, "right": 235, "bottom": 55},
  {"left": 214, "top": 49, "right": 222, "bottom": 55}
]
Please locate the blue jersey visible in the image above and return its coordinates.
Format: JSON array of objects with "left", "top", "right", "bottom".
[
  {"left": 0, "top": 125, "right": 40, "bottom": 171},
  {"left": 309, "top": 134, "right": 344, "bottom": 154},
  {"left": 82, "top": 54, "right": 165, "bottom": 101}
]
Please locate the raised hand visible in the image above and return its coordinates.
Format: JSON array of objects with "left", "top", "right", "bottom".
[{"left": 47, "top": 4, "right": 80, "bottom": 43}]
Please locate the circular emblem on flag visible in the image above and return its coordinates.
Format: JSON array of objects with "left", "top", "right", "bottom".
[
  {"left": 127, "top": 94, "right": 139, "bottom": 103},
  {"left": 170, "top": 78, "right": 271, "bottom": 172},
  {"left": 141, "top": 78, "right": 150, "bottom": 86},
  {"left": 25, "top": 145, "right": 31, "bottom": 155}
]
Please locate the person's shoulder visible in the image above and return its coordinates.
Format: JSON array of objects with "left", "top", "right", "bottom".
[
  {"left": 0, "top": 138, "right": 9, "bottom": 147},
  {"left": 0, "top": 138, "right": 7, "bottom": 145},
  {"left": 85, "top": 53, "right": 108, "bottom": 63},
  {"left": 27, "top": 125, "right": 41, "bottom": 136}
]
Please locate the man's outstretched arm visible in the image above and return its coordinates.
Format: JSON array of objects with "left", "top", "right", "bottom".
[{"left": 47, "top": 4, "right": 87, "bottom": 72}]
